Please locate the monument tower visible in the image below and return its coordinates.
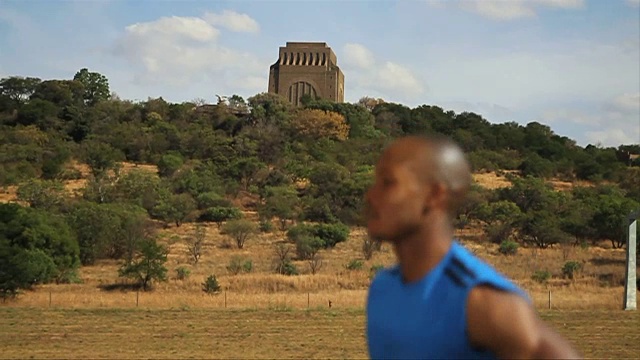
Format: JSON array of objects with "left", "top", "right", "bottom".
[{"left": 268, "top": 42, "right": 344, "bottom": 106}]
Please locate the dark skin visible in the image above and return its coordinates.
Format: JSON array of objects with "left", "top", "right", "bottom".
[{"left": 365, "top": 135, "right": 581, "bottom": 359}]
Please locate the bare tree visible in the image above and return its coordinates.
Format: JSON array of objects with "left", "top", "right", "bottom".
[
  {"left": 273, "top": 243, "right": 293, "bottom": 274},
  {"left": 308, "top": 253, "right": 323, "bottom": 275},
  {"left": 187, "top": 224, "right": 206, "bottom": 265},
  {"left": 362, "top": 236, "right": 381, "bottom": 260}
]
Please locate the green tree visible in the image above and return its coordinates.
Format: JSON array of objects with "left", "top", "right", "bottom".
[
  {"left": 157, "top": 153, "right": 183, "bottom": 177},
  {"left": 118, "top": 238, "right": 168, "bottom": 291},
  {"left": 152, "top": 192, "right": 197, "bottom": 227},
  {"left": 474, "top": 200, "right": 523, "bottom": 244},
  {"left": 198, "top": 206, "right": 242, "bottom": 228},
  {"left": 222, "top": 219, "right": 258, "bottom": 249},
  {"left": 81, "top": 140, "right": 123, "bottom": 178},
  {"left": 73, "top": 68, "right": 111, "bottom": 106},
  {"left": 16, "top": 179, "right": 66, "bottom": 210},
  {"left": 66, "top": 202, "right": 139, "bottom": 265},
  {"left": 30, "top": 79, "right": 84, "bottom": 107},
  {"left": 0, "top": 203, "right": 80, "bottom": 286},
  {"left": 0, "top": 76, "right": 42, "bottom": 108},
  {"left": 259, "top": 185, "right": 300, "bottom": 230},
  {"left": 0, "top": 244, "right": 57, "bottom": 299}
]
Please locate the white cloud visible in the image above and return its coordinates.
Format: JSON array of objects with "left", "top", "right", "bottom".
[
  {"left": 627, "top": 0, "right": 640, "bottom": 7},
  {"left": 343, "top": 43, "right": 375, "bottom": 69},
  {"left": 611, "top": 92, "right": 640, "bottom": 112},
  {"left": 585, "top": 128, "right": 638, "bottom": 147},
  {"left": 460, "top": 0, "right": 537, "bottom": 20},
  {"left": 433, "top": 0, "right": 585, "bottom": 21},
  {"left": 542, "top": 93, "right": 640, "bottom": 146},
  {"left": 376, "top": 62, "right": 424, "bottom": 94},
  {"left": 541, "top": 109, "right": 601, "bottom": 126},
  {"left": 124, "top": 16, "right": 219, "bottom": 42},
  {"left": 342, "top": 43, "right": 424, "bottom": 101},
  {"left": 111, "top": 13, "right": 265, "bottom": 91},
  {"left": 203, "top": 10, "right": 260, "bottom": 33}
]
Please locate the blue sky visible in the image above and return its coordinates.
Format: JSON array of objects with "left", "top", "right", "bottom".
[{"left": 0, "top": 0, "right": 638, "bottom": 147}]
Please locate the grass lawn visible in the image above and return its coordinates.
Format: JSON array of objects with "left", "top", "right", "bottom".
[{"left": 0, "top": 307, "right": 638, "bottom": 359}]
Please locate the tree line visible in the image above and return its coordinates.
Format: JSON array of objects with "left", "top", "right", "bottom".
[{"left": 1, "top": 69, "right": 638, "bottom": 297}]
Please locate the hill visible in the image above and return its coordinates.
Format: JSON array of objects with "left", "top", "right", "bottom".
[{"left": 0, "top": 70, "right": 639, "bottom": 307}]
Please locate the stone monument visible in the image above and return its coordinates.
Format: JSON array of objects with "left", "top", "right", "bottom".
[{"left": 268, "top": 42, "right": 344, "bottom": 107}]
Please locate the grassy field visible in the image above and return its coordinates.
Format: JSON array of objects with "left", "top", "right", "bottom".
[
  {"left": 2, "top": 163, "right": 638, "bottom": 358},
  {"left": 0, "top": 307, "right": 638, "bottom": 359}
]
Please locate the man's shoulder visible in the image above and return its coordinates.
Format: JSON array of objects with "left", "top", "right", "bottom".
[
  {"left": 370, "top": 264, "right": 400, "bottom": 287},
  {"left": 450, "top": 241, "right": 530, "bottom": 301}
]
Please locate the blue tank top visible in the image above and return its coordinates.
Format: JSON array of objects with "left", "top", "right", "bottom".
[{"left": 366, "top": 240, "right": 530, "bottom": 360}]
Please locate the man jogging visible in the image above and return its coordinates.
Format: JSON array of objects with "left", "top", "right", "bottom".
[{"left": 365, "top": 135, "right": 581, "bottom": 359}]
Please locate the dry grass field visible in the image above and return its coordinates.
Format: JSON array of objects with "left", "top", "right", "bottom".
[
  {"left": 1, "top": 162, "right": 638, "bottom": 359},
  {"left": 0, "top": 307, "right": 638, "bottom": 359}
]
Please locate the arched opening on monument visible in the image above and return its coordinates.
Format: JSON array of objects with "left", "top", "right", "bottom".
[{"left": 287, "top": 81, "right": 318, "bottom": 107}]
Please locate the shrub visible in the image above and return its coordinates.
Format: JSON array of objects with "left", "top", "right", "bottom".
[
  {"left": 345, "top": 259, "right": 364, "bottom": 271},
  {"left": 286, "top": 222, "right": 350, "bottom": 249},
  {"left": 198, "top": 206, "right": 242, "bottom": 227},
  {"left": 486, "top": 223, "right": 516, "bottom": 245},
  {"left": 157, "top": 154, "right": 183, "bottom": 177},
  {"left": 202, "top": 275, "right": 221, "bottom": 294},
  {"left": 531, "top": 270, "right": 551, "bottom": 284},
  {"left": 196, "top": 192, "right": 232, "bottom": 210},
  {"left": 58, "top": 168, "right": 83, "bottom": 180},
  {"left": 176, "top": 266, "right": 190, "bottom": 280},
  {"left": 362, "top": 237, "right": 381, "bottom": 260},
  {"left": 273, "top": 244, "right": 298, "bottom": 276},
  {"left": 314, "top": 223, "right": 350, "bottom": 248},
  {"left": 295, "top": 236, "right": 324, "bottom": 261},
  {"left": 227, "top": 256, "right": 253, "bottom": 275},
  {"left": 562, "top": 261, "right": 583, "bottom": 279},
  {"left": 280, "top": 260, "right": 298, "bottom": 276},
  {"left": 259, "top": 219, "right": 274, "bottom": 233},
  {"left": 498, "top": 240, "right": 518, "bottom": 255}
]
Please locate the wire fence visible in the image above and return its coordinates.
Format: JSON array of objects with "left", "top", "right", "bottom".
[{"left": 1, "top": 287, "right": 625, "bottom": 311}]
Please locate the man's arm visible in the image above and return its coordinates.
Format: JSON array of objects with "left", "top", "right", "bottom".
[{"left": 466, "top": 285, "right": 582, "bottom": 359}]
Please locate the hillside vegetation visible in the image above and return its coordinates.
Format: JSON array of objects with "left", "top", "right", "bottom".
[{"left": 1, "top": 69, "right": 639, "bottom": 302}]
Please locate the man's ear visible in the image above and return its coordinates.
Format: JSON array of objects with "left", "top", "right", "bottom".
[{"left": 426, "top": 181, "right": 448, "bottom": 210}]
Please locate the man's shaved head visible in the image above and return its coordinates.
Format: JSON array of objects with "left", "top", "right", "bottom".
[
  {"left": 381, "top": 135, "right": 472, "bottom": 215},
  {"left": 366, "top": 134, "right": 472, "bottom": 243}
]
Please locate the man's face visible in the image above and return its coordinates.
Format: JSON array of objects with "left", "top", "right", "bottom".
[{"left": 365, "top": 148, "right": 429, "bottom": 243}]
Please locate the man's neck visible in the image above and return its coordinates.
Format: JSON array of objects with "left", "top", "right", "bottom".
[{"left": 393, "top": 214, "right": 454, "bottom": 284}]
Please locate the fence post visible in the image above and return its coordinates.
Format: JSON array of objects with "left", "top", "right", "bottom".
[
  {"left": 307, "top": 292, "right": 310, "bottom": 309},
  {"left": 136, "top": 291, "right": 139, "bottom": 307},
  {"left": 224, "top": 291, "right": 227, "bottom": 308},
  {"left": 548, "top": 290, "right": 551, "bottom": 309},
  {"left": 49, "top": 291, "right": 51, "bottom": 308}
]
